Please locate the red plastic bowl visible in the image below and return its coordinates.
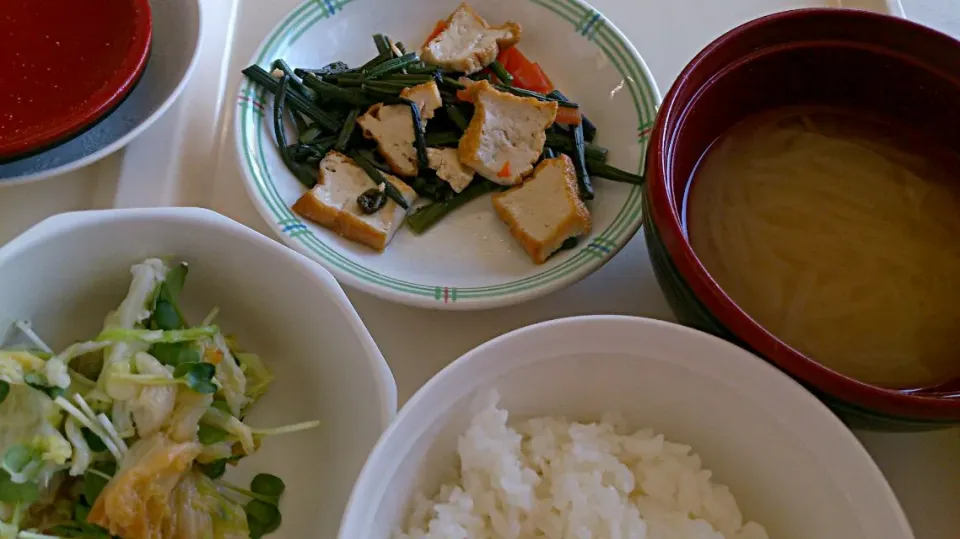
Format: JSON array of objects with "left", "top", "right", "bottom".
[
  {"left": 644, "top": 8, "right": 960, "bottom": 428},
  {"left": 0, "top": 0, "right": 153, "bottom": 162}
]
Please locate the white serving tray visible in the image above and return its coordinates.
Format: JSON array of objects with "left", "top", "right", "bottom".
[{"left": 1, "top": 0, "right": 958, "bottom": 538}]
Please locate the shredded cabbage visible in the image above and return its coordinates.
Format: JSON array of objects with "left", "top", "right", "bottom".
[
  {"left": 111, "top": 400, "right": 135, "bottom": 441},
  {"left": 0, "top": 352, "right": 46, "bottom": 386},
  {"left": 52, "top": 396, "right": 123, "bottom": 462},
  {"left": 98, "top": 259, "right": 168, "bottom": 400},
  {"left": 0, "top": 257, "right": 320, "bottom": 538},
  {"left": 164, "top": 470, "right": 249, "bottom": 539},
  {"left": 196, "top": 442, "right": 234, "bottom": 464},
  {"left": 234, "top": 352, "right": 274, "bottom": 404},
  {"left": 62, "top": 418, "right": 90, "bottom": 477},
  {"left": 106, "top": 259, "right": 169, "bottom": 331},
  {"left": 44, "top": 340, "right": 110, "bottom": 389},
  {"left": 211, "top": 334, "right": 248, "bottom": 417},
  {"left": 0, "top": 385, "right": 71, "bottom": 487},
  {"left": 130, "top": 353, "right": 177, "bottom": 438},
  {"left": 0, "top": 520, "right": 15, "bottom": 539},
  {"left": 97, "top": 326, "right": 220, "bottom": 344},
  {"left": 200, "top": 407, "right": 255, "bottom": 456},
  {"left": 166, "top": 391, "right": 212, "bottom": 444},
  {"left": 87, "top": 433, "right": 201, "bottom": 538},
  {"left": 0, "top": 501, "right": 23, "bottom": 539}
]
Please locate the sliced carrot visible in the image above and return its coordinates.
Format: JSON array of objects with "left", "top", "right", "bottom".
[
  {"left": 497, "top": 47, "right": 525, "bottom": 73},
  {"left": 456, "top": 87, "right": 476, "bottom": 103},
  {"left": 512, "top": 61, "right": 553, "bottom": 94},
  {"left": 554, "top": 107, "right": 582, "bottom": 126},
  {"left": 423, "top": 20, "right": 447, "bottom": 47},
  {"left": 496, "top": 47, "right": 555, "bottom": 94},
  {"left": 204, "top": 346, "right": 224, "bottom": 365},
  {"left": 529, "top": 63, "right": 555, "bottom": 93},
  {"left": 498, "top": 161, "right": 512, "bottom": 178}
]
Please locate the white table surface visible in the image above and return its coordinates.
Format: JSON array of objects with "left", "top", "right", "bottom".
[
  {"left": 907, "top": 0, "right": 960, "bottom": 35},
  {"left": 0, "top": 0, "right": 957, "bottom": 537}
]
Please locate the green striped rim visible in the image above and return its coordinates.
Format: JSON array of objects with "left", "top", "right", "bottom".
[{"left": 236, "top": 0, "right": 659, "bottom": 303}]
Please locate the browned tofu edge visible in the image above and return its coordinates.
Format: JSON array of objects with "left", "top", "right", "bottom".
[
  {"left": 338, "top": 212, "right": 390, "bottom": 251},
  {"left": 432, "top": 2, "right": 522, "bottom": 50},
  {"left": 491, "top": 155, "right": 591, "bottom": 264},
  {"left": 399, "top": 81, "right": 443, "bottom": 120},
  {"left": 291, "top": 151, "right": 412, "bottom": 252},
  {"left": 357, "top": 103, "right": 418, "bottom": 177},
  {"left": 458, "top": 81, "right": 559, "bottom": 184}
]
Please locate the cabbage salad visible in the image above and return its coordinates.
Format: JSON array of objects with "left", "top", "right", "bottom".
[{"left": 0, "top": 258, "right": 318, "bottom": 539}]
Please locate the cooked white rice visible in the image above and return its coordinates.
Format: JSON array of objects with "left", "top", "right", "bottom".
[{"left": 398, "top": 391, "right": 770, "bottom": 539}]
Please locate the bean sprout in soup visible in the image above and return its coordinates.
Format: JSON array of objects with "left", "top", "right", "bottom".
[{"left": 685, "top": 107, "right": 960, "bottom": 389}]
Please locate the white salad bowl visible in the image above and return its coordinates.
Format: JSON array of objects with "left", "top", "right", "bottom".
[
  {"left": 0, "top": 207, "right": 397, "bottom": 538},
  {"left": 339, "top": 316, "right": 914, "bottom": 539},
  {"left": 234, "top": 0, "right": 660, "bottom": 310}
]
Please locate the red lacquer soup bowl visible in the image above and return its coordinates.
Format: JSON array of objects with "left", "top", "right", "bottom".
[
  {"left": 0, "top": 0, "right": 152, "bottom": 162},
  {"left": 643, "top": 8, "right": 960, "bottom": 430}
]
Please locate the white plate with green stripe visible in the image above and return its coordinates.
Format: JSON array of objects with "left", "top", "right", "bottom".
[{"left": 234, "top": 0, "right": 660, "bottom": 310}]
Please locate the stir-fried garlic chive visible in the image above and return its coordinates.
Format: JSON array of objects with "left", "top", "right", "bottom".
[
  {"left": 493, "top": 83, "right": 579, "bottom": 108},
  {"left": 587, "top": 162, "right": 645, "bottom": 185},
  {"left": 349, "top": 149, "right": 411, "bottom": 209},
  {"left": 572, "top": 122, "right": 594, "bottom": 200},
  {"left": 239, "top": 14, "right": 653, "bottom": 247},
  {"left": 241, "top": 65, "right": 339, "bottom": 131},
  {"left": 335, "top": 108, "right": 361, "bottom": 152},
  {"left": 490, "top": 60, "right": 513, "bottom": 85},
  {"left": 364, "top": 53, "right": 420, "bottom": 79},
  {"left": 407, "top": 181, "right": 502, "bottom": 233},
  {"left": 300, "top": 73, "right": 371, "bottom": 106},
  {"left": 373, "top": 33, "right": 392, "bottom": 57},
  {"left": 549, "top": 89, "right": 597, "bottom": 140},
  {"left": 445, "top": 104, "right": 471, "bottom": 131}
]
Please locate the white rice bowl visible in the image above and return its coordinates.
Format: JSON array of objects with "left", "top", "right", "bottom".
[
  {"left": 398, "top": 391, "right": 768, "bottom": 539},
  {"left": 338, "top": 316, "right": 914, "bottom": 539}
]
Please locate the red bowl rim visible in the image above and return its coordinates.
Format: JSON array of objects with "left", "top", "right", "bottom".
[
  {"left": 0, "top": 0, "right": 153, "bottom": 161},
  {"left": 647, "top": 7, "right": 960, "bottom": 421}
]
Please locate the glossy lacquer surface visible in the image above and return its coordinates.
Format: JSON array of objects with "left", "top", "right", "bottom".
[
  {"left": 0, "top": 0, "right": 152, "bottom": 160},
  {"left": 645, "top": 8, "right": 960, "bottom": 428}
]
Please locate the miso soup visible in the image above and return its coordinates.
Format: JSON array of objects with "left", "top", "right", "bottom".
[{"left": 686, "top": 107, "right": 960, "bottom": 388}]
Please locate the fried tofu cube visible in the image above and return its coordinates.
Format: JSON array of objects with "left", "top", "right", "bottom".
[
  {"left": 357, "top": 81, "right": 442, "bottom": 177},
  {"left": 459, "top": 81, "right": 558, "bottom": 186},
  {"left": 400, "top": 81, "right": 443, "bottom": 120},
  {"left": 421, "top": 3, "right": 521, "bottom": 74},
  {"left": 427, "top": 147, "right": 475, "bottom": 193},
  {"left": 492, "top": 155, "right": 591, "bottom": 264},
  {"left": 292, "top": 151, "right": 418, "bottom": 251}
]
